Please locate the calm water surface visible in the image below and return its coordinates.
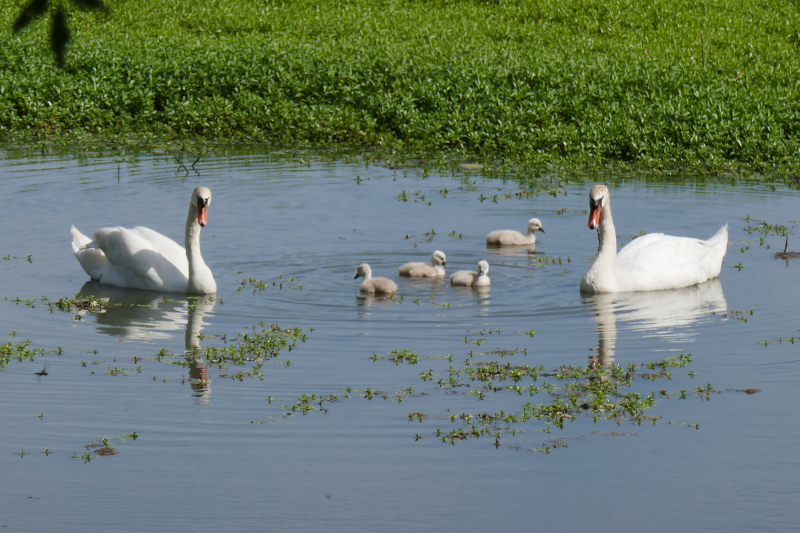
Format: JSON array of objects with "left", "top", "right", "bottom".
[{"left": 0, "top": 148, "right": 798, "bottom": 532}]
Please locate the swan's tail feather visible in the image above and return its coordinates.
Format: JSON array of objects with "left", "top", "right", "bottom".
[
  {"left": 71, "top": 225, "right": 107, "bottom": 281},
  {"left": 708, "top": 223, "right": 729, "bottom": 246},
  {"left": 702, "top": 223, "right": 728, "bottom": 279},
  {"left": 70, "top": 225, "right": 93, "bottom": 253}
]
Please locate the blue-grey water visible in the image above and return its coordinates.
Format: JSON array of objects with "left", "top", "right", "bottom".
[{"left": 1, "top": 147, "right": 798, "bottom": 532}]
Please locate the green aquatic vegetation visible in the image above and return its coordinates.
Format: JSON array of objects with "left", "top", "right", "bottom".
[
  {"left": 236, "top": 275, "right": 303, "bottom": 293},
  {"left": 4, "top": 293, "right": 157, "bottom": 319},
  {"left": 1, "top": 254, "right": 33, "bottom": 262},
  {"left": 4, "top": 0, "right": 800, "bottom": 172},
  {"left": 743, "top": 218, "right": 794, "bottom": 237},
  {"left": 371, "top": 349, "right": 421, "bottom": 366},
  {"left": 423, "top": 354, "right": 700, "bottom": 445},
  {"left": 104, "top": 365, "right": 142, "bottom": 376},
  {"left": 12, "top": 0, "right": 109, "bottom": 67},
  {"left": 159, "top": 322, "right": 307, "bottom": 380},
  {"left": 64, "top": 432, "right": 139, "bottom": 462},
  {"left": 0, "top": 336, "right": 52, "bottom": 369},
  {"left": 531, "top": 256, "right": 570, "bottom": 266},
  {"left": 711, "top": 309, "right": 754, "bottom": 323}
]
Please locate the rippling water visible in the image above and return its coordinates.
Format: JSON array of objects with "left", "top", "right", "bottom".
[{"left": 1, "top": 147, "right": 798, "bottom": 532}]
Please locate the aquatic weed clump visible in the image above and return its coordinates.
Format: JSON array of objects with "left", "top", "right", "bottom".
[
  {"left": 178, "top": 323, "right": 308, "bottom": 375},
  {"left": 0, "top": 337, "right": 37, "bottom": 369},
  {"left": 432, "top": 354, "right": 699, "bottom": 449}
]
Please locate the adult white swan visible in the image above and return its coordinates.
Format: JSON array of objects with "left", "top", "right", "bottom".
[
  {"left": 580, "top": 184, "right": 728, "bottom": 294},
  {"left": 70, "top": 187, "right": 217, "bottom": 294}
]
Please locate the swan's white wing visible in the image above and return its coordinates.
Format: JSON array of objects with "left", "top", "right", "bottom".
[
  {"left": 129, "top": 226, "right": 188, "bottom": 270},
  {"left": 93, "top": 227, "right": 188, "bottom": 291},
  {"left": 616, "top": 230, "right": 725, "bottom": 291}
]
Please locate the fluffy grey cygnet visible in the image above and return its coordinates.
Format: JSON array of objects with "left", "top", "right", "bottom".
[
  {"left": 354, "top": 263, "right": 398, "bottom": 294},
  {"left": 398, "top": 250, "right": 447, "bottom": 277},
  {"left": 486, "top": 218, "right": 545, "bottom": 245},
  {"left": 449, "top": 260, "right": 490, "bottom": 287}
]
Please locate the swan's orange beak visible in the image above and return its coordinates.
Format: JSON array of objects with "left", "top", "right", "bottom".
[
  {"left": 198, "top": 204, "right": 208, "bottom": 227},
  {"left": 588, "top": 204, "right": 601, "bottom": 229}
]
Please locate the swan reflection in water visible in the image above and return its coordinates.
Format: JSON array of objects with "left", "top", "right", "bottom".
[
  {"left": 78, "top": 281, "right": 215, "bottom": 400},
  {"left": 584, "top": 279, "right": 727, "bottom": 369}
]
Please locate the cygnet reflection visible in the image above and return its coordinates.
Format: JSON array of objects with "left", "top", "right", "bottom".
[
  {"left": 486, "top": 243, "right": 536, "bottom": 257},
  {"left": 78, "top": 281, "right": 215, "bottom": 399},
  {"left": 584, "top": 279, "right": 727, "bottom": 369}
]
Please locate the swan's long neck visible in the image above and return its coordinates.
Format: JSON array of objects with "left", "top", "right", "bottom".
[
  {"left": 185, "top": 203, "right": 214, "bottom": 293},
  {"left": 595, "top": 202, "right": 617, "bottom": 271}
]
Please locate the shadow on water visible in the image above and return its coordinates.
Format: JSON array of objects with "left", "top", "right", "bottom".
[
  {"left": 584, "top": 279, "right": 727, "bottom": 368},
  {"left": 78, "top": 281, "right": 215, "bottom": 400}
]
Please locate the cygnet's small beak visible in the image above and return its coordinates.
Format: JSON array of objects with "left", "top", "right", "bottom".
[
  {"left": 539, "top": 227, "right": 545, "bottom": 233},
  {"left": 443, "top": 261, "right": 448, "bottom": 268},
  {"left": 354, "top": 273, "right": 360, "bottom": 279}
]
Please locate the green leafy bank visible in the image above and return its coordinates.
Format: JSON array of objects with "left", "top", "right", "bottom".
[{"left": 2, "top": 0, "right": 800, "bottom": 171}]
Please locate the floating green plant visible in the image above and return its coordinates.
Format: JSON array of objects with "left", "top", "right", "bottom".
[
  {"left": 371, "top": 349, "right": 421, "bottom": 366},
  {"left": 236, "top": 275, "right": 303, "bottom": 293},
  {"left": 158, "top": 323, "right": 308, "bottom": 381}
]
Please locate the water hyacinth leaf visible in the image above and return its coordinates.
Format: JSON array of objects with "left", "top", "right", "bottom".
[
  {"left": 50, "top": 5, "right": 71, "bottom": 68},
  {"left": 70, "top": 0, "right": 108, "bottom": 11},
  {"left": 12, "top": 0, "right": 50, "bottom": 33}
]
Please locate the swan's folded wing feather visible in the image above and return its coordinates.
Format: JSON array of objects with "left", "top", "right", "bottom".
[
  {"left": 617, "top": 233, "right": 721, "bottom": 291},
  {"left": 92, "top": 227, "right": 178, "bottom": 287},
  {"left": 129, "top": 226, "right": 187, "bottom": 263}
]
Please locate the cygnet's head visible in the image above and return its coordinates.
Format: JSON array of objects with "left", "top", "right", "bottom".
[
  {"left": 588, "top": 184, "right": 609, "bottom": 230},
  {"left": 354, "top": 263, "right": 372, "bottom": 279},
  {"left": 477, "top": 260, "right": 490, "bottom": 276},
  {"left": 191, "top": 187, "right": 212, "bottom": 227},
  {"left": 432, "top": 250, "right": 447, "bottom": 267},
  {"left": 527, "top": 218, "right": 545, "bottom": 233}
]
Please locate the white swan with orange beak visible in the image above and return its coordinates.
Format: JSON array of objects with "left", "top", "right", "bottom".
[
  {"left": 71, "top": 187, "right": 217, "bottom": 294},
  {"left": 580, "top": 184, "right": 727, "bottom": 294}
]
